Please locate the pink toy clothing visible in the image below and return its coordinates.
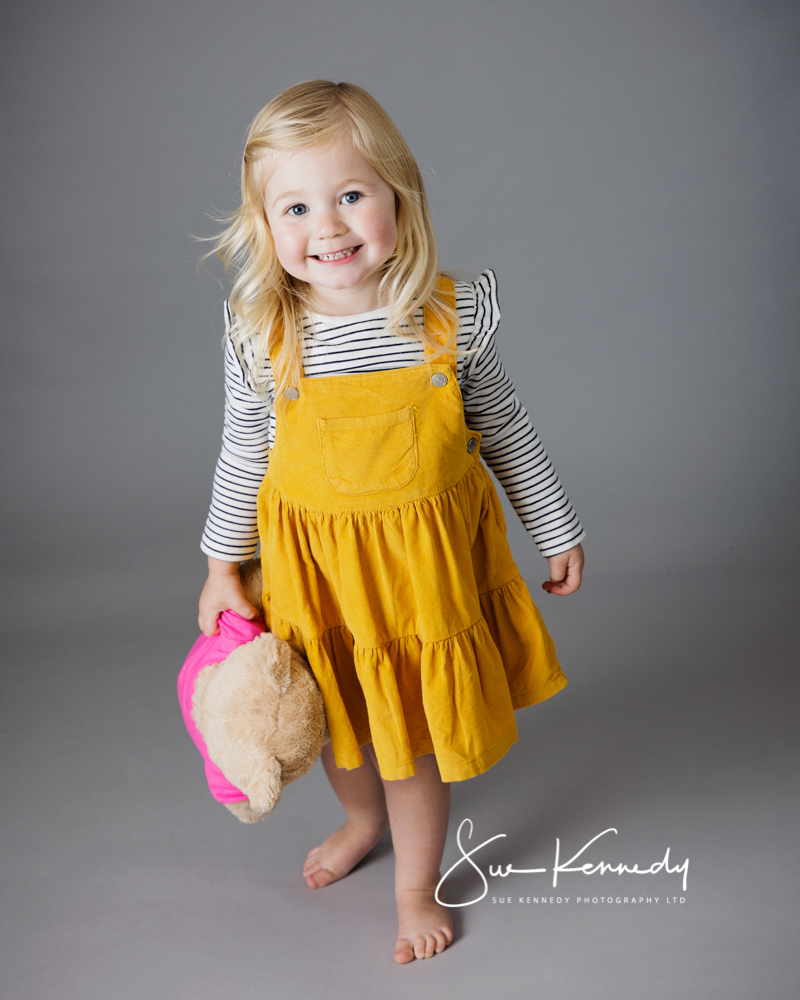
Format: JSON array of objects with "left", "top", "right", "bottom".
[{"left": 177, "top": 610, "right": 267, "bottom": 803}]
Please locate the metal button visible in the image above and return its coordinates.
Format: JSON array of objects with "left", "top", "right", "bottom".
[
  {"left": 467, "top": 437, "right": 477, "bottom": 454},
  {"left": 431, "top": 372, "right": 448, "bottom": 387},
  {"left": 283, "top": 386, "right": 300, "bottom": 400}
]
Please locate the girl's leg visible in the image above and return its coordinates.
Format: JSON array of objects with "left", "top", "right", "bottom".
[
  {"left": 366, "top": 746, "right": 453, "bottom": 964},
  {"left": 303, "top": 742, "right": 389, "bottom": 888}
]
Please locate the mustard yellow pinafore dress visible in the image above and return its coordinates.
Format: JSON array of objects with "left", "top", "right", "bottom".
[{"left": 256, "top": 279, "right": 567, "bottom": 782}]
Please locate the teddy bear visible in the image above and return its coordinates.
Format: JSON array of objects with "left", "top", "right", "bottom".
[{"left": 178, "top": 559, "right": 327, "bottom": 824}]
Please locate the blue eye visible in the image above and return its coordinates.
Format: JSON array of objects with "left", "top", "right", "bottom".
[
  {"left": 287, "top": 204, "right": 308, "bottom": 216},
  {"left": 341, "top": 191, "right": 361, "bottom": 205}
]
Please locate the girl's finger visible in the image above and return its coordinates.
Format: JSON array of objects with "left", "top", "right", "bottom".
[
  {"left": 233, "top": 599, "right": 259, "bottom": 620},
  {"left": 199, "top": 611, "right": 221, "bottom": 636}
]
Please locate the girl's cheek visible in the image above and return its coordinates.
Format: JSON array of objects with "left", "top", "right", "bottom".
[
  {"left": 273, "top": 231, "right": 305, "bottom": 273},
  {"left": 364, "top": 206, "right": 398, "bottom": 256}
]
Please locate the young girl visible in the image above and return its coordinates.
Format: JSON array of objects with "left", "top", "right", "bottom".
[{"left": 197, "top": 80, "right": 585, "bottom": 964}]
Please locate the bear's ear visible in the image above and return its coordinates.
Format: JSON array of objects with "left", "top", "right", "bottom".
[
  {"left": 238, "top": 559, "right": 264, "bottom": 612},
  {"left": 260, "top": 633, "right": 293, "bottom": 696},
  {"left": 243, "top": 754, "right": 283, "bottom": 815}
]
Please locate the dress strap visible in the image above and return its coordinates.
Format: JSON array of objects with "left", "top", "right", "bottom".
[
  {"left": 266, "top": 311, "right": 313, "bottom": 384},
  {"left": 423, "top": 276, "right": 458, "bottom": 375}
]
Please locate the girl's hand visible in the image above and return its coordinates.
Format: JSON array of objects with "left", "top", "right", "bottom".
[
  {"left": 542, "top": 543, "right": 584, "bottom": 596},
  {"left": 198, "top": 556, "right": 260, "bottom": 636}
]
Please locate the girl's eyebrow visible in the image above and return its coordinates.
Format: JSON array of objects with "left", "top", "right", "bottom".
[{"left": 270, "top": 189, "right": 304, "bottom": 208}]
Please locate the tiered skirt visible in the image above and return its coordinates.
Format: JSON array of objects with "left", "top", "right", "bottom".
[{"left": 257, "top": 458, "right": 567, "bottom": 782}]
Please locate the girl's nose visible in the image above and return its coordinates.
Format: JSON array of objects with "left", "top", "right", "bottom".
[{"left": 314, "top": 209, "right": 346, "bottom": 240}]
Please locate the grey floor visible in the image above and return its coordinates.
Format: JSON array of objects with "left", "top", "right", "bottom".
[{"left": 2, "top": 546, "right": 798, "bottom": 1000}]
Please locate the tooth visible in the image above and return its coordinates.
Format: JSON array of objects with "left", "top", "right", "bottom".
[{"left": 319, "top": 247, "right": 355, "bottom": 260}]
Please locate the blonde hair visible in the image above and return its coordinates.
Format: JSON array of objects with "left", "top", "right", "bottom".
[{"left": 213, "top": 80, "right": 459, "bottom": 398}]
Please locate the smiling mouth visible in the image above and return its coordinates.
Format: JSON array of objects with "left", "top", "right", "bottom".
[{"left": 313, "top": 246, "right": 361, "bottom": 261}]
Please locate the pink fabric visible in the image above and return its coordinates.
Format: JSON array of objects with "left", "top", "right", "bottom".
[{"left": 177, "top": 610, "right": 267, "bottom": 803}]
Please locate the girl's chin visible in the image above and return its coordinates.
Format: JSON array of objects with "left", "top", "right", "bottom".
[{"left": 307, "top": 274, "right": 384, "bottom": 312}]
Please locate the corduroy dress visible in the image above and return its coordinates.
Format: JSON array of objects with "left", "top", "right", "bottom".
[{"left": 256, "top": 279, "right": 567, "bottom": 782}]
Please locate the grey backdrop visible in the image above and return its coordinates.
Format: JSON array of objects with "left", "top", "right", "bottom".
[{"left": 2, "top": 1, "right": 798, "bottom": 998}]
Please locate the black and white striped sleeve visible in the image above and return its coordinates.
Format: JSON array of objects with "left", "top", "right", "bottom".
[
  {"left": 199, "top": 333, "right": 271, "bottom": 562},
  {"left": 460, "top": 271, "right": 586, "bottom": 558}
]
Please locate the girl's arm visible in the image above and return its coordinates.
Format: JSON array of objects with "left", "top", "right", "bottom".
[
  {"left": 459, "top": 272, "right": 586, "bottom": 585},
  {"left": 199, "top": 309, "right": 273, "bottom": 633},
  {"left": 200, "top": 335, "right": 272, "bottom": 563},
  {"left": 198, "top": 556, "right": 259, "bottom": 636}
]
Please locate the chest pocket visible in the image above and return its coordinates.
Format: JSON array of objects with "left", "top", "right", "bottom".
[{"left": 318, "top": 407, "right": 419, "bottom": 495}]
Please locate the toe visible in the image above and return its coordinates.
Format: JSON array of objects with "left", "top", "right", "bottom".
[
  {"left": 394, "top": 938, "right": 415, "bottom": 964},
  {"left": 413, "top": 935, "right": 430, "bottom": 960},
  {"left": 305, "top": 866, "right": 339, "bottom": 889}
]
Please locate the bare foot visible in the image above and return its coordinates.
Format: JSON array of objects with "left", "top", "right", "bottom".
[
  {"left": 303, "top": 817, "right": 388, "bottom": 889},
  {"left": 394, "top": 887, "right": 453, "bottom": 963}
]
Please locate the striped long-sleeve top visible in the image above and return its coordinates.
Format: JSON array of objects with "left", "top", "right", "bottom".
[{"left": 200, "top": 270, "right": 585, "bottom": 562}]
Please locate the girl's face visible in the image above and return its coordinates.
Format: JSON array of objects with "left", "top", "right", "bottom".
[{"left": 263, "top": 142, "right": 398, "bottom": 315}]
